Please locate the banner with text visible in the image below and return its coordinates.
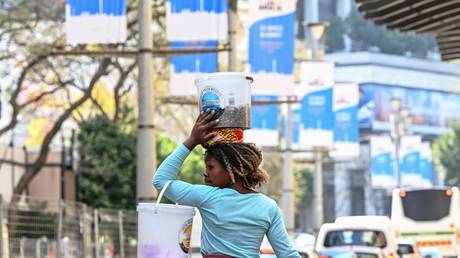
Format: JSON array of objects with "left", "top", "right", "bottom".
[
  {"left": 399, "top": 135, "right": 422, "bottom": 187},
  {"left": 65, "top": 0, "right": 127, "bottom": 44},
  {"left": 245, "top": 95, "right": 279, "bottom": 146},
  {"left": 248, "top": 0, "right": 295, "bottom": 95},
  {"left": 330, "top": 83, "right": 359, "bottom": 159},
  {"left": 371, "top": 135, "right": 395, "bottom": 188},
  {"left": 297, "top": 62, "right": 335, "bottom": 148}
]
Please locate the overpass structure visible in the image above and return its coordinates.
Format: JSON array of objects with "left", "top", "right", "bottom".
[{"left": 356, "top": 0, "right": 460, "bottom": 61}]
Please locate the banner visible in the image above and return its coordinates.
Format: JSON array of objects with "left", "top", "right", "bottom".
[
  {"left": 370, "top": 136, "right": 395, "bottom": 188},
  {"left": 297, "top": 86, "right": 333, "bottom": 148},
  {"left": 245, "top": 95, "right": 279, "bottom": 146},
  {"left": 399, "top": 135, "right": 422, "bottom": 187},
  {"left": 248, "top": 0, "right": 296, "bottom": 95},
  {"left": 330, "top": 83, "right": 359, "bottom": 159},
  {"left": 359, "top": 83, "right": 460, "bottom": 135},
  {"left": 166, "top": 0, "right": 228, "bottom": 41},
  {"left": 169, "top": 41, "right": 218, "bottom": 96},
  {"left": 65, "top": 0, "right": 127, "bottom": 44},
  {"left": 420, "top": 142, "right": 433, "bottom": 187},
  {"left": 300, "top": 62, "right": 335, "bottom": 87},
  {"left": 166, "top": 0, "right": 226, "bottom": 96}
]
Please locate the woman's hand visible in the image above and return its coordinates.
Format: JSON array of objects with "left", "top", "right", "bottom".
[{"left": 183, "top": 110, "right": 218, "bottom": 150}]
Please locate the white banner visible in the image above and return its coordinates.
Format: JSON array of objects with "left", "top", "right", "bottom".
[
  {"left": 166, "top": 0, "right": 228, "bottom": 41},
  {"left": 300, "top": 61, "right": 335, "bottom": 88},
  {"left": 65, "top": 0, "right": 127, "bottom": 44}
]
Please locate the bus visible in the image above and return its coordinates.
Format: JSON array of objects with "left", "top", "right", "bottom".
[{"left": 391, "top": 187, "right": 460, "bottom": 258}]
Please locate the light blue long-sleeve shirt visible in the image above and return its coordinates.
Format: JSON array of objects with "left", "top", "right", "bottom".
[{"left": 152, "top": 144, "right": 300, "bottom": 258}]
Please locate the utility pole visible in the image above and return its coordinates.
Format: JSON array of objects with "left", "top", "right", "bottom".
[
  {"left": 282, "top": 96, "right": 295, "bottom": 237},
  {"left": 314, "top": 149, "right": 324, "bottom": 228},
  {"left": 137, "top": 0, "right": 156, "bottom": 201},
  {"left": 228, "top": 0, "right": 238, "bottom": 71},
  {"left": 304, "top": 21, "right": 328, "bottom": 232}
]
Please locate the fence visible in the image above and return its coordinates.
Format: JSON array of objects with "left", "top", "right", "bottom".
[{"left": 0, "top": 195, "right": 137, "bottom": 258}]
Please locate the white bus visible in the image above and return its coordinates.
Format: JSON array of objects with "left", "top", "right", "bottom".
[{"left": 391, "top": 187, "right": 460, "bottom": 258}]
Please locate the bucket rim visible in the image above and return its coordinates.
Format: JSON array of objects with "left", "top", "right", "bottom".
[
  {"left": 195, "top": 72, "right": 253, "bottom": 85},
  {"left": 137, "top": 203, "right": 196, "bottom": 215}
]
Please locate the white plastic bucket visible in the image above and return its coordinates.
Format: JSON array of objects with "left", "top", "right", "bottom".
[
  {"left": 195, "top": 72, "right": 253, "bottom": 129},
  {"left": 137, "top": 181, "right": 195, "bottom": 258}
]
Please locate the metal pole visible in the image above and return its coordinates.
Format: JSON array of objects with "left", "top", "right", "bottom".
[
  {"left": 0, "top": 195, "right": 3, "bottom": 258},
  {"left": 228, "top": 0, "right": 238, "bottom": 71},
  {"left": 94, "top": 209, "right": 100, "bottom": 258},
  {"left": 394, "top": 137, "right": 401, "bottom": 188},
  {"left": 314, "top": 150, "right": 324, "bottom": 231},
  {"left": 137, "top": 0, "right": 157, "bottom": 201},
  {"left": 56, "top": 201, "right": 63, "bottom": 258},
  {"left": 282, "top": 96, "right": 295, "bottom": 237},
  {"left": 118, "top": 210, "right": 125, "bottom": 258},
  {"left": 10, "top": 130, "right": 15, "bottom": 194}
]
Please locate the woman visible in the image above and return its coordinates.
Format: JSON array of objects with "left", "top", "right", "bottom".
[{"left": 153, "top": 110, "right": 300, "bottom": 258}]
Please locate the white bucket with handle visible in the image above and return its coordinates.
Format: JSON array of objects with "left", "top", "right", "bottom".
[{"left": 137, "top": 181, "right": 195, "bottom": 258}]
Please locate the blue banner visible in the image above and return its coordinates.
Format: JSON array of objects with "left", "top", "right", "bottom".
[
  {"left": 251, "top": 95, "right": 278, "bottom": 130},
  {"left": 331, "top": 84, "right": 359, "bottom": 158},
  {"left": 399, "top": 135, "right": 422, "bottom": 187},
  {"left": 245, "top": 95, "right": 279, "bottom": 146},
  {"left": 371, "top": 136, "right": 395, "bottom": 188},
  {"left": 247, "top": 0, "right": 295, "bottom": 95},
  {"left": 169, "top": 41, "right": 218, "bottom": 95},
  {"left": 420, "top": 142, "right": 433, "bottom": 186},
  {"left": 298, "top": 86, "right": 333, "bottom": 148},
  {"left": 359, "top": 83, "right": 460, "bottom": 135}
]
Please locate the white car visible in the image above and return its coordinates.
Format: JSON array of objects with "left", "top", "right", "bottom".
[{"left": 316, "top": 216, "right": 399, "bottom": 258}]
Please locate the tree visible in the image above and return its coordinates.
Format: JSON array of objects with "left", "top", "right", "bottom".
[
  {"left": 325, "top": 16, "right": 346, "bottom": 53},
  {"left": 0, "top": 0, "right": 176, "bottom": 201},
  {"left": 345, "top": 7, "right": 437, "bottom": 58},
  {"left": 77, "top": 113, "right": 206, "bottom": 209},
  {"left": 433, "top": 122, "right": 460, "bottom": 186}
]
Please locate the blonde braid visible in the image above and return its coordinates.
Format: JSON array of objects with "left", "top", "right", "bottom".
[{"left": 205, "top": 143, "right": 270, "bottom": 189}]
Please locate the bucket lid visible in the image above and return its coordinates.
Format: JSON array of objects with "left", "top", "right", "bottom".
[
  {"left": 137, "top": 202, "right": 195, "bottom": 216},
  {"left": 195, "top": 72, "right": 253, "bottom": 85}
]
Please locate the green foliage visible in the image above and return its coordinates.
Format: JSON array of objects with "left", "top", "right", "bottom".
[
  {"left": 344, "top": 7, "right": 436, "bottom": 58},
  {"left": 77, "top": 115, "right": 137, "bottom": 209},
  {"left": 156, "top": 134, "right": 206, "bottom": 185},
  {"left": 77, "top": 115, "right": 206, "bottom": 209},
  {"left": 325, "top": 16, "right": 346, "bottom": 53},
  {"left": 294, "top": 165, "right": 313, "bottom": 208},
  {"left": 433, "top": 122, "right": 460, "bottom": 186}
]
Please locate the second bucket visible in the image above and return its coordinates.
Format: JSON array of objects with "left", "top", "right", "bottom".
[{"left": 195, "top": 72, "right": 253, "bottom": 129}]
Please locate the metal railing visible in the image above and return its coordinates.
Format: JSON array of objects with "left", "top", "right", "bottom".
[{"left": 0, "top": 195, "right": 137, "bottom": 258}]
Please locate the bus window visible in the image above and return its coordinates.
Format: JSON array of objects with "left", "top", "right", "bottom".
[{"left": 401, "top": 190, "right": 451, "bottom": 221}]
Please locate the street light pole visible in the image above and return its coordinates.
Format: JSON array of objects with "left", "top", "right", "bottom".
[
  {"left": 282, "top": 96, "right": 295, "bottom": 237},
  {"left": 137, "top": 0, "right": 157, "bottom": 201},
  {"left": 389, "top": 98, "right": 412, "bottom": 188},
  {"left": 304, "top": 21, "right": 327, "bottom": 232}
]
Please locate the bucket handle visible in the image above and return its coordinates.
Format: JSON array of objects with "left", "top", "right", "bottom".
[{"left": 154, "top": 180, "right": 174, "bottom": 213}]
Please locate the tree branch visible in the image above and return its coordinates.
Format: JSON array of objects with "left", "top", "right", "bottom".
[{"left": 12, "top": 58, "right": 111, "bottom": 199}]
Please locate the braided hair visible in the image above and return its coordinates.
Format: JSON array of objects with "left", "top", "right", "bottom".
[{"left": 204, "top": 142, "right": 270, "bottom": 190}]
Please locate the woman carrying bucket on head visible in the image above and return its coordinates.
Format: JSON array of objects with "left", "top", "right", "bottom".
[{"left": 152, "top": 108, "right": 301, "bottom": 258}]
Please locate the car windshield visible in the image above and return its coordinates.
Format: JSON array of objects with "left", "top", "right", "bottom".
[{"left": 324, "top": 229, "right": 387, "bottom": 248}]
